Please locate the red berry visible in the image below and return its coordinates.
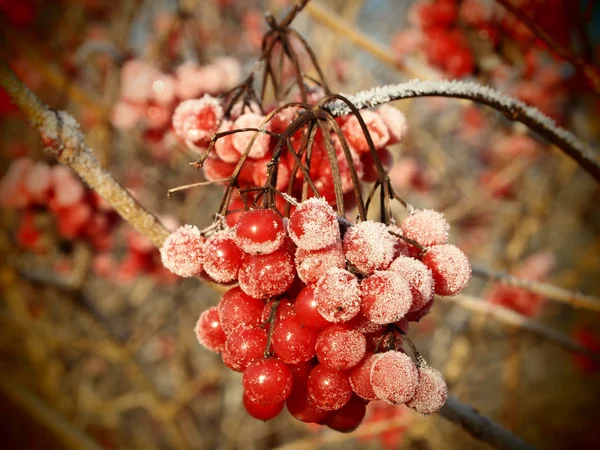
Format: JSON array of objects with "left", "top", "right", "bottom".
[
  {"left": 388, "top": 256, "right": 435, "bottom": 312},
  {"left": 288, "top": 198, "right": 340, "bottom": 251},
  {"left": 343, "top": 221, "right": 396, "bottom": 275},
  {"left": 217, "top": 287, "right": 265, "bottom": 334},
  {"left": 307, "top": 364, "right": 352, "bottom": 411},
  {"left": 360, "top": 271, "right": 413, "bottom": 324},
  {"left": 314, "top": 268, "right": 361, "bottom": 323},
  {"left": 294, "top": 285, "right": 332, "bottom": 330},
  {"left": 238, "top": 248, "right": 295, "bottom": 298},
  {"left": 401, "top": 209, "right": 449, "bottom": 247},
  {"left": 194, "top": 306, "right": 227, "bottom": 353},
  {"left": 370, "top": 351, "right": 418, "bottom": 404},
  {"left": 325, "top": 394, "right": 367, "bottom": 432},
  {"left": 203, "top": 231, "right": 243, "bottom": 283},
  {"left": 272, "top": 315, "right": 318, "bottom": 364},
  {"left": 341, "top": 110, "right": 389, "bottom": 153},
  {"left": 243, "top": 392, "right": 284, "bottom": 421},
  {"left": 315, "top": 324, "right": 366, "bottom": 371},
  {"left": 405, "top": 365, "right": 448, "bottom": 414},
  {"left": 261, "top": 298, "right": 295, "bottom": 323},
  {"left": 234, "top": 209, "right": 285, "bottom": 255},
  {"left": 160, "top": 225, "right": 205, "bottom": 277},
  {"left": 221, "top": 325, "right": 267, "bottom": 372},
  {"left": 404, "top": 299, "right": 434, "bottom": 322},
  {"left": 172, "top": 95, "right": 223, "bottom": 146},
  {"left": 422, "top": 244, "right": 471, "bottom": 296},
  {"left": 295, "top": 240, "right": 346, "bottom": 285},
  {"left": 349, "top": 352, "right": 379, "bottom": 401},
  {"left": 286, "top": 365, "right": 331, "bottom": 423},
  {"left": 243, "top": 358, "right": 293, "bottom": 404},
  {"left": 232, "top": 113, "right": 271, "bottom": 159}
]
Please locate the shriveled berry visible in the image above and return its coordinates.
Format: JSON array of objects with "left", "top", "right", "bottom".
[
  {"left": 422, "top": 244, "right": 471, "bottom": 296},
  {"left": 194, "top": 306, "right": 227, "bottom": 353},
  {"left": 406, "top": 365, "right": 448, "bottom": 414},
  {"left": 314, "top": 268, "right": 361, "bottom": 323},
  {"left": 360, "top": 271, "right": 413, "bottom": 324},
  {"left": 315, "top": 324, "right": 366, "bottom": 371},
  {"left": 370, "top": 351, "right": 418, "bottom": 404},
  {"left": 234, "top": 209, "right": 285, "bottom": 255}
]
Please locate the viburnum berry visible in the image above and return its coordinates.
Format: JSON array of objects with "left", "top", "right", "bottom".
[
  {"left": 286, "top": 362, "right": 331, "bottom": 423},
  {"left": 295, "top": 239, "right": 346, "bottom": 285},
  {"left": 404, "top": 299, "right": 434, "bottom": 322},
  {"left": 307, "top": 364, "right": 353, "bottom": 411},
  {"left": 341, "top": 110, "right": 390, "bottom": 153},
  {"left": 221, "top": 325, "right": 267, "bottom": 372},
  {"left": 194, "top": 306, "right": 227, "bottom": 353},
  {"left": 422, "top": 244, "right": 471, "bottom": 296},
  {"left": 172, "top": 95, "right": 223, "bottom": 146},
  {"left": 243, "top": 392, "right": 285, "bottom": 421},
  {"left": 261, "top": 298, "right": 295, "bottom": 323},
  {"left": 234, "top": 209, "right": 285, "bottom": 255},
  {"left": 401, "top": 209, "right": 449, "bottom": 247},
  {"left": 324, "top": 394, "right": 367, "bottom": 433},
  {"left": 214, "top": 120, "right": 240, "bottom": 163},
  {"left": 238, "top": 248, "right": 295, "bottom": 298},
  {"left": 405, "top": 365, "right": 448, "bottom": 414},
  {"left": 314, "top": 268, "right": 361, "bottom": 323},
  {"left": 231, "top": 113, "right": 271, "bottom": 159},
  {"left": 160, "top": 225, "right": 205, "bottom": 277},
  {"left": 343, "top": 221, "right": 397, "bottom": 275},
  {"left": 294, "top": 284, "right": 332, "bottom": 330},
  {"left": 370, "top": 351, "right": 418, "bottom": 404},
  {"left": 348, "top": 351, "right": 379, "bottom": 401},
  {"left": 360, "top": 271, "right": 413, "bottom": 324},
  {"left": 377, "top": 104, "right": 409, "bottom": 145},
  {"left": 202, "top": 231, "right": 243, "bottom": 283},
  {"left": 243, "top": 357, "right": 293, "bottom": 405},
  {"left": 271, "top": 315, "right": 319, "bottom": 364},
  {"left": 388, "top": 256, "right": 435, "bottom": 312},
  {"left": 315, "top": 324, "right": 366, "bottom": 372},
  {"left": 217, "top": 287, "right": 264, "bottom": 334},
  {"left": 288, "top": 198, "right": 340, "bottom": 251}
]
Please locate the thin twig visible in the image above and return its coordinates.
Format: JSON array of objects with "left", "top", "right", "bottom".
[
  {"left": 472, "top": 265, "right": 600, "bottom": 312},
  {"left": 324, "top": 80, "right": 600, "bottom": 182}
]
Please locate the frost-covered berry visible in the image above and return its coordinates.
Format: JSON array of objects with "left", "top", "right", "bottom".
[
  {"left": 232, "top": 113, "right": 271, "bottom": 159},
  {"left": 234, "top": 209, "right": 285, "bottom": 255},
  {"left": 295, "top": 240, "right": 345, "bottom": 285},
  {"left": 343, "top": 221, "right": 397, "bottom": 275},
  {"left": 388, "top": 256, "right": 435, "bottom": 312},
  {"left": 315, "top": 324, "right": 366, "bottom": 372},
  {"left": 348, "top": 352, "right": 379, "bottom": 401},
  {"left": 288, "top": 198, "right": 340, "bottom": 251},
  {"left": 194, "top": 306, "right": 227, "bottom": 353},
  {"left": 314, "top": 268, "right": 361, "bottom": 323},
  {"left": 238, "top": 249, "right": 295, "bottom": 298},
  {"left": 217, "top": 287, "right": 264, "bottom": 334},
  {"left": 160, "top": 225, "right": 205, "bottom": 277},
  {"left": 341, "top": 110, "right": 390, "bottom": 153},
  {"left": 406, "top": 365, "right": 448, "bottom": 414},
  {"left": 370, "top": 351, "right": 418, "bottom": 404},
  {"left": 401, "top": 210, "right": 449, "bottom": 247},
  {"left": 222, "top": 325, "right": 267, "bottom": 372},
  {"left": 172, "top": 95, "right": 223, "bottom": 146},
  {"left": 214, "top": 120, "right": 240, "bottom": 163},
  {"left": 203, "top": 231, "right": 243, "bottom": 283},
  {"left": 360, "top": 271, "right": 413, "bottom": 324},
  {"left": 378, "top": 104, "right": 409, "bottom": 145},
  {"left": 422, "top": 244, "right": 471, "bottom": 296}
]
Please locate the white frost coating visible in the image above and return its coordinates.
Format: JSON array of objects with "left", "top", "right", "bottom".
[{"left": 324, "top": 80, "right": 598, "bottom": 169}]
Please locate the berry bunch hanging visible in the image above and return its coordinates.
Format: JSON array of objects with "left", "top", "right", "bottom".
[{"left": 159, "top": 2, "right": 471, "bottom": 432}]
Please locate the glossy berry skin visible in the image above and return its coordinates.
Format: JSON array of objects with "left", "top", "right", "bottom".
[
  {"left": 286, "top": 373, "right": 331, "bottom": 423},
  {"left": 202, "top": 231, "right": 244, "bottom": 283},
  {"left": 243, "top": 358, "right": 293, "bottom": 404},
  {"left": 271, "top": 315, "right": 319, "bottom": 364},
  {"left": 217, "top": 287, "right": 265, "bottom": 334},
  {"left": 307, "top": 364, "right": 353, "bottom": 411},
  {"left": 234, "top": 209, "right": 285, "bottom": 255},
  {"left": 238, "top": 249, "right": 296, "bottom": 299},
  {"left": 194, "top": 306, "right": 227, "bottom": 353},
  {"left": 315, "top": 325, "right": 366, "bottom": 372},
  {"left": 221, "top": 325, "right": 267, "bottom": 372},
  {"left": 243, "top": 392, "right": 284, "bottom": 421},
  {"left": 325, "top": 395, "right": 367, "bottom": 433},
  {"left": 294, "top": 285, "right": 332, "bottom": 330}
]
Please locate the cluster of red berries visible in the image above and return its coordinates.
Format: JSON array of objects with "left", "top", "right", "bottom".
[
  {"left": 171, "top": 94, "right": 406, "bottom": 209},
  {"left": 160, "top": 198, "right": 471, "bottom": 429},
  {"left": 0, "top": 158, "right": 117, "bottom": 252}
]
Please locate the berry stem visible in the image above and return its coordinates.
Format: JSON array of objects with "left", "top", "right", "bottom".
[
  {"left": 394, "top": 324, "right": 426, "bottom": 368},
  {"left": 264, "top": 299, "right": 281, "bottom": 357}
]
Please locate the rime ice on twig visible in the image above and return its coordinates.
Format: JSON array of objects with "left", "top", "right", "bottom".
[{"left": 324, "top": 79, "right": 600, "bottom": 182}]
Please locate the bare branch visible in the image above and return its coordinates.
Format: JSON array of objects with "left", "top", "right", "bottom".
[
  {"left": 439, "top": 294, "right": 600, "bottom": 362},
  {"left": 324, "top": 80, "right": 600, "bottom": 182},
  {"left": 0, "top": 57, "right": 170, "bottom": 248},
  {"left": 472, "top": 265, "right": 600, "bottom": 312}
]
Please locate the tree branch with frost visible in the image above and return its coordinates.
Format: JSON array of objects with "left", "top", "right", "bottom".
[
  {"left": 472, "top": 265, "right": 600, "bottom": 313},
  {"left": 0, "top": 57, "right": 170, "bottom": 248},
  {"left": 324, "top": 80, "right": 600, "bottom": 182}
]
